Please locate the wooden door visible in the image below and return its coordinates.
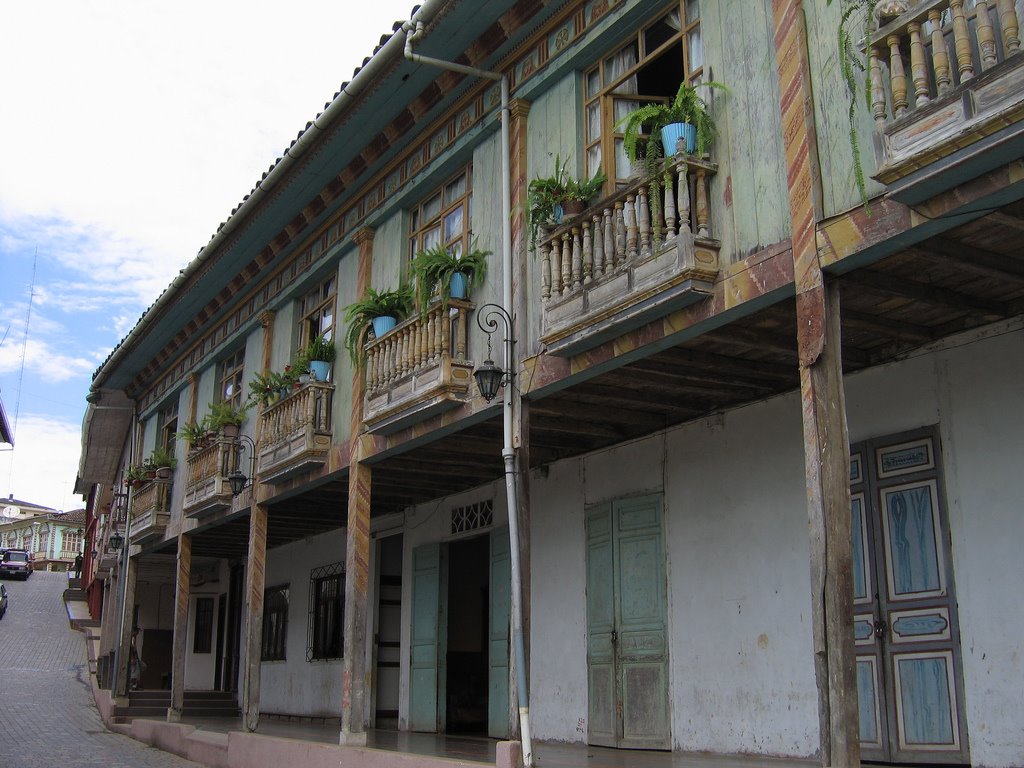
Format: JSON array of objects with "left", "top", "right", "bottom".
[
  {"left": 373, "top": 534, "right": 402, "bottom": 728},
  {"left": 586, "top": 495, "right": 670, "bottom": 750},
  {"left": 851, "top": 429, "right": 969, "bottom": 764},
  {"left": 409, "top": 543, "right": 441, "bottom": 731},
  {"left": 487, "top": 528, "right": 511, "bottom": 738}
]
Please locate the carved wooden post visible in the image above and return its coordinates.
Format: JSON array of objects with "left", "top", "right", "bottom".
[
  {"left": 908, "top": 22, "right": 931, "bottom": 106},
  {"left": 341, "top": 225, "right": 375, "bottom": 746},
  {"left": 976, "top": 1, "right": 998, "bottom": 69},
  {"left": 592, "top": 214, "right": 606, "bottom": 278},
  {"left": 613, "top": 201, "right": 626, "bottom": 264},
  {"left": 168, "top": 533, "right": 192, "bottom": 722},
  {"left": 637, "top": 185, "right": 651, "bottom": 257},
  {"left": 929, "top": 11, "right": 952, "bottom": 95},
  {"left": 773, "top": 3, "right": 858, "bottom": 766},
  {"left": 540, "top": 237, "right": 551, "bottom": 301},
  {"left": 625, "top": 193, "right": 638, "bottom": 262},
  {"left": 951, "top": 0, "right": 976, "bottom": 81},
  {"left": 455, "top": 306, "right": 468, "bottom": 359},
  {"left": 887, "top": 34, "right": 909, "bottom": 118},
  {"left": 868, "top": 46, "right": 888, "bottom": 127},
  {"left": 997, "top": 0, "right": 1021, "bottom": 54},
  {"left": 560, "top": 232, "right": 572, "bottom": 295},
  {"left": 242, "top": 501, "right": 268, "bottom": 731},
  {"left": 582, "top": 221, "right": 593, "bottom": 284},
  {"left": 665, "top": 167, "right": 678, "bottom": 239},
  {"left": 678, "top": 163, "right": 691, "bottom": 234},
  {"left": 695, "top": 168, "right": 710, "bottom": 239},
  {"left": 571, "top": 227, "right": 583, "bottom": 289}
]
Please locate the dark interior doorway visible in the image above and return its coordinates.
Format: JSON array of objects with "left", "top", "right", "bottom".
[{"left": 445, "top": 535, "right": 489, "bottom": 735}]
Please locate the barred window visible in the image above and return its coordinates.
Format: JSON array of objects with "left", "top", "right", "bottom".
[
  {"left": 584, "top": 1, "right": 703, "bottom": 187},
  {"left": 408, "top": 165, "right": 472, "bottom": 262},
  {"left": 307, "top": 562, "right": 345, "bottom": 661},
  {"left": 219, "top": 349, "right": 246, "bottom": 410},
  {"left": 298, "top": 276, "right": 336, "bottom": 349},
  {"left": 262, "top": 584, "right": 289, "bottom": 661},
  {"left": 193, "top": 597, "right": 215, "bottom": 654},
  {"left": 451, "top": 499, "right": 494, "bottom": 534}
]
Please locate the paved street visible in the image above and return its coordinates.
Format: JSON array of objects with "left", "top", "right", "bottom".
[{"left": 0, "top": 571, "right": 200, "bottom": 767}]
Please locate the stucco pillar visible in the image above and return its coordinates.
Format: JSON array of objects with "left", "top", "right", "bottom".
[
  {"left": 340, "top": 226, "right": 375, "bottom": 746},
  {"left": 113, "top": 552, "right": 138, "bottom": 701},
  {"left": 168, "top": 533, "right": 192, "bottom": 722},
  {"left": 242, "top": 501, "right": 269, "bottom": 731},
  {"left": 771, "top": 1, "right": 859, "bottom": 765}
]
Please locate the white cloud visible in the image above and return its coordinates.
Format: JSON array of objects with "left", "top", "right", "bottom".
[{"left": 0, "top": 415, "right": 84, "bottom": 512}]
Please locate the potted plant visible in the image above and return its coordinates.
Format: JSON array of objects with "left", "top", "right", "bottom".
[
  {"left": 342, "top": 283, "right": 415, "bottom": 363},
  {"left": 526, "top": 155, "right": 608, "bottom": 246},
  {"left": 149, "top": 447, "right": 177, "bottom": 479},
  {"left": 207, "top": 400, "right": 248, "bottom": 438},
  {"left": 304, "top": 334, "right": 336, "bottom": 382},
  {"left": 125, "top": 464, "right": 147, "bottom": 487},
  {"left": 175, "top": 420, "right": 206, "bottom": 450},
  {"left": 617, "top": 80, "right": 727, "bottom": 164},
  {"left": 410, "top": 241, "right": 491, "bottom": 315}
]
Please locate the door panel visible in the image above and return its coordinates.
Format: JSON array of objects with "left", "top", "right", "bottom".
[
  {"left": 586, "top": 495, "right": 670, "bottom": 750},
  {"left": 409, "top": 543, "right": 440, "bottom": 732},
  {"left": 488, "top": 528, "right": 511, "bottom": 738},
  {"left": 851, "top": 429, "right": 968, "bottom": 764}
]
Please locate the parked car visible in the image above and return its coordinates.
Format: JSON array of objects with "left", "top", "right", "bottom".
[
  {"left": 0, "top": 549, "right": 34, "bottom": 580},
  {"left": 0, "top": 583, "right": 7, "bottom": 618}
]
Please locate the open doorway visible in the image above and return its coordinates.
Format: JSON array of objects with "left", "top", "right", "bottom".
[{"left": 445, "top": 535, "right": 489, "bottom": 735}]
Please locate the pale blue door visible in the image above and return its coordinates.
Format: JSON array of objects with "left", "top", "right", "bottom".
[
  {"left": 851, "top": 431, "right": 968, "bottom": 764},
  {"left": 488, "top": 527, "right": 511, "bottom": 738},
  {"left": 586, "top": 495, "right": 670, "bottom": 750},
  {"left": 409, "top": 543, "right": 440, "bottom": 731}
]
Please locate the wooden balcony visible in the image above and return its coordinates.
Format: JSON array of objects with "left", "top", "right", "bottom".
[
  {"left": 363, "top": 299, "right": 475, "bottom": 434},
  {"left": 257, "top": 381, "right": 333, "bottom": 484},
  {"left": 183, "top": 437, "right": 238, "bottom": 518},
  {"left": 869, "top": 0, "right": 1024, "bottom": 201},
  {"left": 538, "top": 155, "right": 720, "bottom": 357},
  {"left": 129, "top": 478, "right": 171, "bottom": 544}
]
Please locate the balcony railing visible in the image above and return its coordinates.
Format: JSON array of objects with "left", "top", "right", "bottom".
[
  {"left": 538, "top": 155, "right": 720, "bottom": 356},
  {"left": 363, "top": 299, "right": 475, "bottom": 433},
  {"left": 183, "top": 436, "right": 238, "bottom": 518},
  {"left": 869, "top": 0, "right": 1023, "bottom": 194},
  {"left": 257, "top": 381, "right": 333, "bottom": 484},
  {"left": 129, "top": 478, "right": 171, "bottom": 544}
]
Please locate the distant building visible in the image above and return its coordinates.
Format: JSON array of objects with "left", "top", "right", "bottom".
[{"left": 0, "top": 497, "right": 85, "bottom": 571}]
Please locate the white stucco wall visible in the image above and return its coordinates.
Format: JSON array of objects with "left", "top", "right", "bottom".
[
  {"left": 259, "top": 528, "right": 348, "bottom": 717},
  {"left": 528, "top": 322, "right": 1024, "bottom": 766}
]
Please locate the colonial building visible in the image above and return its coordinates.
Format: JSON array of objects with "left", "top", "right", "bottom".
[{"left": 75, "top": 1, "right": 1024, "bottom": 767}]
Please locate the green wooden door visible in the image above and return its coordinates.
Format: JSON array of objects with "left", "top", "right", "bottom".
[
  {"left": 851, "top": 430, "right": 969, "bottom": 764},
  {"left": 409, "top": 543, "right": 440, "bottom": 731},
  {"left": 586, "top": 495, "right": 670, "bottom": 750},
  {"left": 488, "top": 527, "right": 511, "bottom": 738}
]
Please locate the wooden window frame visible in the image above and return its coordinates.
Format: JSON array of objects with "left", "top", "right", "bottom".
[
  {"left": 193, "top": 596, "right": 215, "bottom": 654},
  {"left": 306, "top": 562, "right": 345, "bottom": 661},
  {"left": 261, "top": 584, "right": 289, "bottom": 661},
  {"left": 218, "top": 348, "right": 246, "bottom": 411},
  {"left": 298, "top": 276, "right": 337, "bottom": 350},
  {"left": 408, "top": 165, "right": 473, "bottom": 263},
  {"left": 583, "top": 1, "right": 704, "bottom": 187}
]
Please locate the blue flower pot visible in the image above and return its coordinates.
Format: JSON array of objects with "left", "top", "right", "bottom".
[
  {"left": 661, "top": 122, "right": 696, "bottom": 156},
  {"left": 309, "top": 360, "right": 332, "bottom": 381},
  {"left": 372, "top": 315, "right": 397, "bottom": 337},
  {"left": 450, "top": 271, "right": 468, "bottom": 299}
]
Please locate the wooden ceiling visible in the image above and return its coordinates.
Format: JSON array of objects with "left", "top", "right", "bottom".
[{"left": 183, "top": 199, "right": 1024, "bottom": 558}]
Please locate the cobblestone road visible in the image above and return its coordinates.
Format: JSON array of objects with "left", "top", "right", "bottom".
[{"left": 0, "top": 571, "right": 200, "bottom": 767}]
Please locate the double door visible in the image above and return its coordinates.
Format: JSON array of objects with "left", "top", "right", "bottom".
[
  {"left": 851, "top": 429, "right": 969, "bottom": 763},
  {"left": 586, "top": 495, "right": 670, "bottom": 750}
]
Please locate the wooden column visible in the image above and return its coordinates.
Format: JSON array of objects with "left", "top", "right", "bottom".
[
  {"left": 259, "top": 310, "right": 276, "bottom": 372},
  {"left": 508, "top": 96, "right": 532, "bottom": 740},
  {"left": 186, "top": 372, "right": 199, "bottom": 426},
  {"left": 168, "top": 533, "right": 192, "bottom": 722},
  {"left": 114, "top": 553, "right": 138, "bottom": 701},
  {"left": 340, "top": 226, "right": 375, "bottom": 745},
  {"left": 772, "top": 2, "right": 859, "bottom": 766},
  {"left": 242, "top": 501, "right": 269, "bottom": 731}
]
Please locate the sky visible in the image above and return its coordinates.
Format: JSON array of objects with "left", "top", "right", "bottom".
[{"left": 0, "top": 0, "right": 415, "bottom": 512}]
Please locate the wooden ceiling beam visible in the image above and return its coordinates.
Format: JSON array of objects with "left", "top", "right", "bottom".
[
  {"left": 844, "top": 269, "right": 1010, "bottom": 317},
  {"left": 841, "top": 309, "right": 935, "bottom": 344},
  {"left": 910, "top": 243, "right": 1024, "bottom": 284}
]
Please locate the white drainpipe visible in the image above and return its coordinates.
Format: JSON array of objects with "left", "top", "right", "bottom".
[{"left": 403, "top": 19, "right": 534, "bottom": 768}]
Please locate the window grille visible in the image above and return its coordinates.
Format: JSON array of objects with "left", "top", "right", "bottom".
[
  {"left": 451, "top": 499, "right": 494, "bottom": 534},
  {"left": 193, "top": 597, "right": 215, "bottom": 653},
  {"left": 262, "top": 584, "right": 289, "bottom": 661},
  {"left": 307, "top": 562, "right": 345, "bottom": 661}
]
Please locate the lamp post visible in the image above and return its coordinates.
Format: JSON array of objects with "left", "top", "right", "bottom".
[{"left": 227, "top": 435, "right": 257, "bottom": 497}]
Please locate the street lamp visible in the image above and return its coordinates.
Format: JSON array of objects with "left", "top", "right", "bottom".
[
  {"left": 228, "top": 435, "right": 257, "bottom": 497},
  {"left": 472, "top": 304, "right": 513, "bottom": 402}
]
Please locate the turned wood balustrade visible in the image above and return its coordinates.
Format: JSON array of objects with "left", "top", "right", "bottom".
[
  {"left": 364, "top": 299, "right": 472, "bottom": 394},
  {"left": 257, "top": 381, "right": 333, "bottom": 450},
  {"left": 538, "top": 155, "right": 717, "bottom": 302},
  {"left": 185, "top": 438, "right": 235, "bottom": 491},
  {"left": 130, "top": 478, "right": 170, "bottom": 519},
  {"left": 868, "top": 0, "right": 1021, "bottom": 126}
]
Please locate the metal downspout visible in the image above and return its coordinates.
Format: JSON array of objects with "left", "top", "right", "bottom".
[{"left": 403, "top": 20, "right": 534, "bottom": 768}]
